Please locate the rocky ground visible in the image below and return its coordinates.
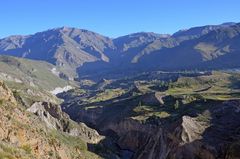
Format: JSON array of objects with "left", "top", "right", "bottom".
[{"left": 0, "top": 80, "right": 102, "bottom": 159}]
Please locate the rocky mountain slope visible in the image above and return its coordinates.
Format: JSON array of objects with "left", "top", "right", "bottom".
[
  {"left": 0, "top": 55, "right": 74, "bottom": 107},
  {"left": 140, "top": 23, "right": 240, "bottom": 70},
  {"left": 172, "top": 22, "right": 236, "bottom": 39},
  {"left": 0, "top": 80, "right": 103, "bottom": 159},
  {"left": 0, "top": 27, "right": 115, "bottom": 79},
  {"left": 0, "top": 23, "right": 239, "bottom": 80},
  {"left": 0, "top": 55, "right": 69, "bottom": 90}
]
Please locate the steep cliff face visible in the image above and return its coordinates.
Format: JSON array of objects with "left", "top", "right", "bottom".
[
  {"left": 65, "top": 99, "right": 240, "bottom": 159},
  {"left": 95, "top": 117, "right": 168, "bottom": 159},
  {"left": 0, "top": 81, "right": 102, "bottom": 159},
  {"left": 27, "top": 102, "right": 104, "bottom": 144},
  {"left": 112, "top": 101, "right": 240, "bottom": 159}
]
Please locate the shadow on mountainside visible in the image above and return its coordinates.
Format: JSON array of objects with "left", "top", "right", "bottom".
[{"left": 167, "top": 100, "right": 240, "bottom": 159}]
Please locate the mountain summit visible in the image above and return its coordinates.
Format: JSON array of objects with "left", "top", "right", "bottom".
[{"left": 0, "top": 22, "right": 239, "bottom": 79}]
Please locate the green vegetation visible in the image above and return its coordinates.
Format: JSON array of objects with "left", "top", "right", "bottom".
[
  {"left": 88, "top": 88, "right": 125, "bottom": 103},
  {"left": 49, "top": 130, "right": 87, "bottom": 151},
  {"left": 20, "top": 144, "right": 32, "bottom": 154},
  {"left": 7, "top": 81, "right": 62, "bottom": 107},
  {"left": 47, "top": 130, "right": 102, "bottom": 159},
  {"left": 166, "top": 72, "right": 240, "bottom": 100},
  {"left": 0, "top": 56, "right": 72, "bottom": 107},
  {"left": 132, "top": 104, "right": 171, "bottom": 121},
  {"left": 0, "top": 151, "right": 14, "bottom": 159},
  {"left": 0, "top": 56, "right": 69, "bottom": 91},
  {"left": 0, "top": 142, "right": 33, "bottom": 159},
  {"left": 174, "top": 100, "right": 180, "bottom": 109},
  {"left": 64, "top": 71, "right": 240, "bottom": 123},
  {"left": 0, "top": 143, "right": 18, "bottom": 157}
]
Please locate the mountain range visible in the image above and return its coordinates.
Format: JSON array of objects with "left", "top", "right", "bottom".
[
  {"left": 1, "top": 22, "right": 240, "bottom": 159},
  {"left": 0, "top": 22, "right": 239, "bottom": 79}
]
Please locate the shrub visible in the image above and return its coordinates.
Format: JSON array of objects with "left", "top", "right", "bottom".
[{"left": 174, "top": 100, "right": 180, "bottom": 109}]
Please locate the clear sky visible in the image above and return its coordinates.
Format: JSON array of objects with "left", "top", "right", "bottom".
[{"left": 0, "top": 0, "right": 239, "bottom": 38}]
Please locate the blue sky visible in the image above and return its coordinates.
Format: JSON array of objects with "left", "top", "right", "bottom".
[{"left": 0, "top": 0, "right": 239, "bottom": 38}]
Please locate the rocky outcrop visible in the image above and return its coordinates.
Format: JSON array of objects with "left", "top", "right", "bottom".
[
  {"left": 131, "top": 100, "right": 240, "bottom": 159},
  {"left": 141, "top": 92, "right": 164, "bottom": 105},
  {"left": 0, "top": 81, "right": 102, "bottom": 158},
  {"left": 0, "top": 80, "right": 17, "bottom": 105},
  {"left": 179, "top": 116, "right": 207, "bottom": 143},
  {"left": 0, "top": 81, "right": 66, "bottom": 158},
  {"left": 50, "top": 85, "right": 73, "bottom": 95},
  {"left": 27, "top": 102, "right": 104, "bottom": 144}
]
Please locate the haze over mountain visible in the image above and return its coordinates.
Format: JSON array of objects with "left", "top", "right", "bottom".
[{"left": 0, "top": 22, "right": 239, "bottom": 80}]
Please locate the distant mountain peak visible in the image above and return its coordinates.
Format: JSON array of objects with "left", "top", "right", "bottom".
[
  {"left": 116, "top": 32, "right": 170, "bottom": 40},
  {"left": 220, "top": 22, "right": 236, "bottom": 26},
  {"left": 0, "top": 22, "right": 240, "bottom": 79},
  {"left": 172, "top": 22, "right": 237, "bottom": 39}
]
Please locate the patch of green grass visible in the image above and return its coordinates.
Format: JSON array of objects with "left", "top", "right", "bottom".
[
  {"left": 20, "top": 144, "right": 32, "bottom": 154},
  {"left": 132, "top": 104, "right": 171, "bottom": 121},
  {"left": 133, "top": 105, "right": 156, "bottom": 114},
  {"left": 0, "top": 56, "right": 69, "bottom": 91},
  {"left": 0, "top": 143, "right": 18, "bottom": 156},
  {"left": 165, "top": 71, "right": 240, "bottom": 101},
  {"left": 0, "top": 151, "right": 14, "bottom": 159},
  {"left": 0, "top": 142, "right": 33, "bottom": 159},
  {"left": 49, "top": 130, "right": 87, "bottom": 151},
  {"left": 89, "top": 89, "right": 125, "bottom": 103},
  {"left": 153, "top": 111, "right": 171, "bottom": 118},
  {"left": 47, "top": 130, "right": 102, "bottom": 158}
]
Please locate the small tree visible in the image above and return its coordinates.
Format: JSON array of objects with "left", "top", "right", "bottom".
[{"left": 174, "top": 100, "right": 179, "bottom": 109}]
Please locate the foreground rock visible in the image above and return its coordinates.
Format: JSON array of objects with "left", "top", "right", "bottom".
[{"left": 0, "top": 81, "right": 102, "bottom": 159}]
